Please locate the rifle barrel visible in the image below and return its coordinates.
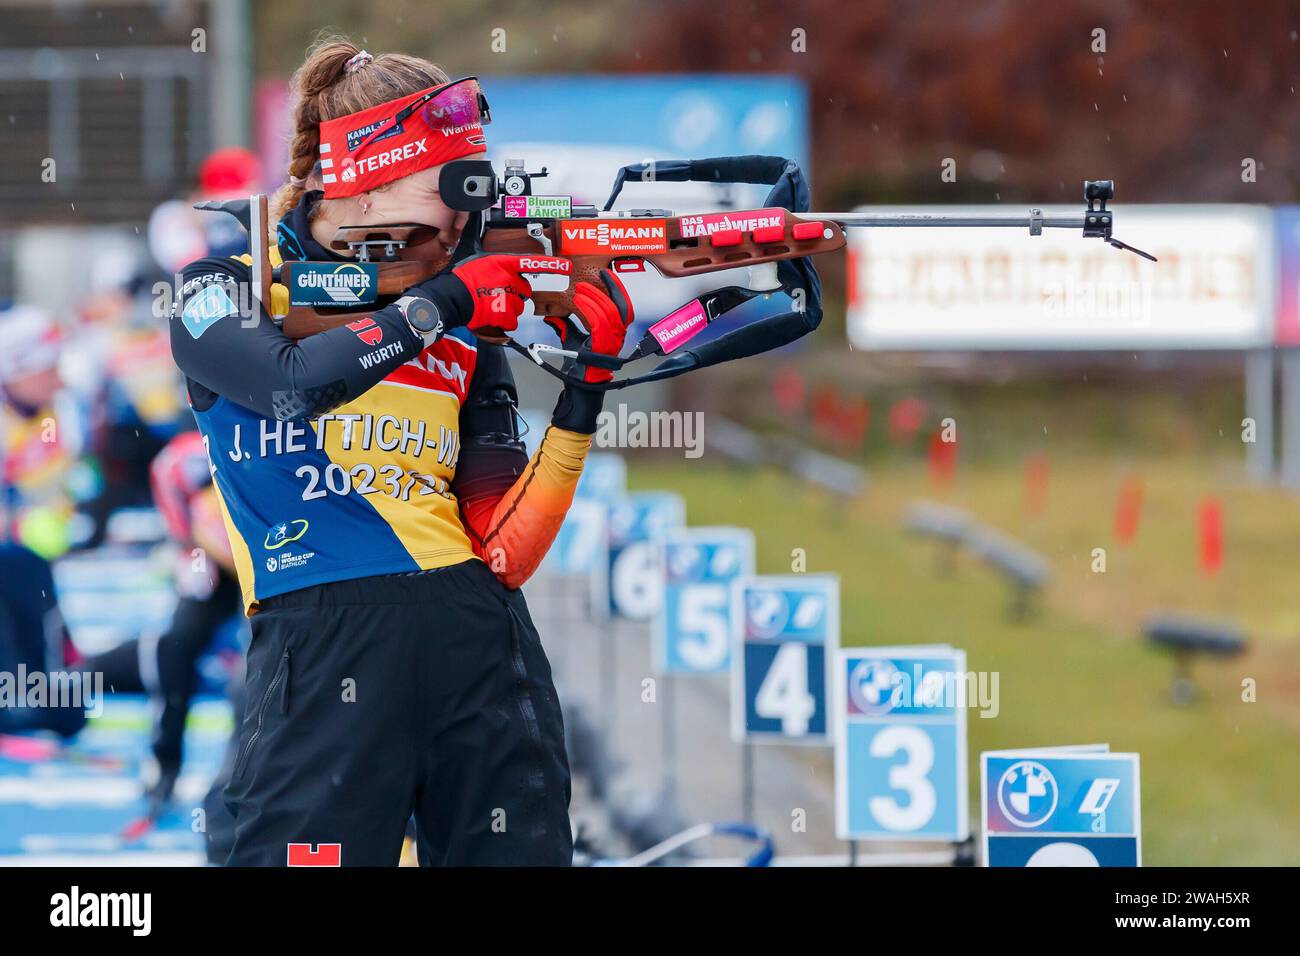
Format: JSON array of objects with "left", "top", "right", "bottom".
[{"left": 809, "top": 212, "right": 1085, "bottom": 230}]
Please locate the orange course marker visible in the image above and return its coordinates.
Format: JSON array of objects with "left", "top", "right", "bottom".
[
  {"left": 1199, "top": 496, "right": 1224, "bottom": 576},
  {"left": 1023, "top": 452, "right": 1050, "bottom": 515},
  {"left": 928, "top": 428, "right": 957, "bottom": 488},
  {"left": 1114, "top": 476, "right": 1144, "bottom": 545}
]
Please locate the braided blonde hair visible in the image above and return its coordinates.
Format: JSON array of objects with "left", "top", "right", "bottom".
[{"left": 269, "top": 36, "right": 450, "bottom": 235}]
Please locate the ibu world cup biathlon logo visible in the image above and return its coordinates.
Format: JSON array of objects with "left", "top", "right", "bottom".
[
  {"left": 264, "top": 519, "right": 309, "bottom": 550},
  {"left": 848, "top": 659, "right": 900, "bottom": 715},
  {"left": 996, "top": 760, "right": 1059, "bottom": 829}
]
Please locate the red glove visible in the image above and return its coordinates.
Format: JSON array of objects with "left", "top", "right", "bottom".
[
  {"left": 545, "top": 269, "right": 635, "bottom": 383},
  {"left": 449, "top": 254, "right": 572, "bottom": 337}
]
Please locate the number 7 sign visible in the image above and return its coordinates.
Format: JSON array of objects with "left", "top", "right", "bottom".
[{"left": 730, "top": 575, "right": 839, "bottom": 745}]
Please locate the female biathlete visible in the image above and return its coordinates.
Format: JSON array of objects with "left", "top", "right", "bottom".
[{"left": 168, "top": 40, "right": 633, "bottom": 866}]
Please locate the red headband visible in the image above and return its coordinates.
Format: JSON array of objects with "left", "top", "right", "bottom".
[{"left": 318, "top": 84, "right": 487, "bottom": 199}]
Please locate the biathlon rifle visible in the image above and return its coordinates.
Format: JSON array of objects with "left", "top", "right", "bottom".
[{"left": 199, "top": 155, "right": 1155, "bottom": 390}]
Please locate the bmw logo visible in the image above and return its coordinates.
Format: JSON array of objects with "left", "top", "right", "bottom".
[
  {"left": 745, "top": 589, "right": 788, "bottom": 639},
  {"left": 667, "top": 544, "right": 701, "bottom": 581},
  {"left": 848, "top": 659, "right": 900, "bottom": 715},
  {"left": 996, "top": 760, "right": 1059, "bottom": 829}
]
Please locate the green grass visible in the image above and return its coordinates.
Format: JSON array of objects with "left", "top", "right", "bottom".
[{"left": 629, "top": 458, "right": 1300, "bottom": 865}]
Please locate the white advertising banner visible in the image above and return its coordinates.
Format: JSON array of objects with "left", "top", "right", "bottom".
[{"left": 845, "top": 204, "right": 1276, "bottom": 350}]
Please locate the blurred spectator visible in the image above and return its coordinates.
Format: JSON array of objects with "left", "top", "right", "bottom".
[
  {"left": 147, "top": 147, "right": 262, "bottom": 275},
  {"left": 0, "top": 304, "right": 92, "bottom": 559}
]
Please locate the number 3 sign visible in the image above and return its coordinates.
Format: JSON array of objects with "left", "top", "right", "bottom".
[{"left": 833, "top": 646, "right": 970, "bottom": 842}]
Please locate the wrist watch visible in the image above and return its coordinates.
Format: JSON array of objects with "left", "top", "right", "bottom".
[{"left": 394, "top": 295, "right": 444, "bottom": 343}]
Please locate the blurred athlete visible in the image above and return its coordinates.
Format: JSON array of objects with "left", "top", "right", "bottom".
[
  {"left": 0, "top": 542, "right": 86, "bottom": 738},
  {"left": 0, "top": 306, "right": 89, "bottom": 736},
  {"left": 0, "top": 305, "right": 94, "bottom": 559},
  {"left": 83, "top": 431, "right": 242, "bottom": 819},
  {"left": 168, "top": 41, "right": 632, "bottom": 866},
  {"left": 71, "top": 151, "right": 264, "bottom": 548}
]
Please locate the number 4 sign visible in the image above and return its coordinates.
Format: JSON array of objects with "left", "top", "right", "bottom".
[
  {"left": 654, "top": 527, "right": 755, "bottom": 675},
  {"left": 731, "top": 575, "right": 839, "bottom": 745}
]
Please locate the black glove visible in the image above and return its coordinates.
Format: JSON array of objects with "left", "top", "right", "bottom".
[{"left": 551, "top": 383, "right": 605, "bottom": 435}]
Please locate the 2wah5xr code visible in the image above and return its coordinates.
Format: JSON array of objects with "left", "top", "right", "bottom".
[{"left": 1119, "top": 893, "right": 1251, "bottom": 906}]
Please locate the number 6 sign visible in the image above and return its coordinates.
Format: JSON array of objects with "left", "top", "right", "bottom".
[
  {"left": 731, "top": 575, "right": 839, "bottom": 745},
  {"left": 591, "top": 491, "right": 685, "bottom": 621}
]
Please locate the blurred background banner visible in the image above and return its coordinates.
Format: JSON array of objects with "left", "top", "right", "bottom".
[{"left": 847, "top": 204, "right": 1277, "bottom": 350}]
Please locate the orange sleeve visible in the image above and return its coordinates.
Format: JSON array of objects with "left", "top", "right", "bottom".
[{"left": 460, "top": 426, "right": 592, "bottom": 589}]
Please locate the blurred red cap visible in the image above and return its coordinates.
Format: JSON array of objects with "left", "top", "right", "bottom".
[{"left": 199, "top": 147, "right": 262, "bottom": 195}]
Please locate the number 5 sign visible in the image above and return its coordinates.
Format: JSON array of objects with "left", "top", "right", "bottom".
[
  {"left": 654, "top": 527, "right": 754, "bottom": 675},
  {"left": 731, "top": 575, "right": 839, "bottom": 745},
  {"left": 833, "top": 647, "right": 970, "bottom": 842}
]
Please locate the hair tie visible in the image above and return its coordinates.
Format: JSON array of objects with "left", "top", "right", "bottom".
[
  {"left": 289, "top": 174, "right": 307, "bottom": 187},
  {"left": 344, "top": 50, "right": 373, "bottom": 75}
]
